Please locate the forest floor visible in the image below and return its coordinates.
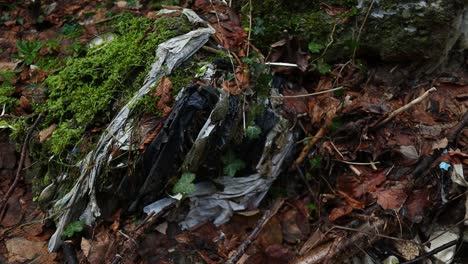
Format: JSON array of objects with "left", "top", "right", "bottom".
[{"left": 0, "top": 1, "right": 467, "bottom": 264}]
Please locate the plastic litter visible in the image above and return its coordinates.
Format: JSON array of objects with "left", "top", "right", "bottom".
[{"left": 48, "top": 10, "right": 215, "bottom": 252}]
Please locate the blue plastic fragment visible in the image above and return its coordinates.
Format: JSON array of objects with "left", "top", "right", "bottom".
[{"left": 439, "top": 162, "right": 451, "bottom": 171}]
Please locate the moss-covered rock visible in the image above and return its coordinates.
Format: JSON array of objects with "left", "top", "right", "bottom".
[
  {"left": 238, "top": 0, "right": 465, "bottom": 69},
  {"left": 358, "top": 0, "right": 465, "bottom": 63}
]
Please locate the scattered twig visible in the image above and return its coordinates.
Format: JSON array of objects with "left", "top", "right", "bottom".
[
  {"left": 271, "top": 87, "right": 343, "bottom": 99},
  {"left": 334, "top": 160, "right": 381, "bottom": 166},
  {"left": 265, "top": 62, "right": 299, "bottom": 67},
  {"left": 352, "top": 0, "right": 375, "bottom": 62},
  {"left": 374, "top": 87, "right": 437, "bottom": 128},
  {"left": 246, "top": 0, "right": 252, "bottom": 56},
  {"left": 225, "top": 198, "right": 285, "bottom": 264},
  {"left": 295, "top": 126, "right": 327, "bottom": 165},
  {"left": 0, "top": 113, "right": 42, "bottom": 221},
  {"left": 294, "top": 219, "right": 393, "bottom": 264}
]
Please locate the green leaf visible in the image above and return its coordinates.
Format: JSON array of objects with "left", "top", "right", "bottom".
[
  {"left": 245, "top": 125, "right": 262, "bottom": 140},
  {"left": 222, "top": 150, "right": 246, "bottom": 177},
  {"left": 307, "top": 203, "right": 317, "bottom": 213},
  {"left": 309, "top": 155, "right": 322, "bottom": 169},
  {"left": 172, "top": 172, "right": 196, "bottom": 195},
  {"left": 62, "top": 221, "right": 84, "bottom": 238},
  {"left": 308, "top": 42, "right": 323, "bottom": 54},
  {"left": 317, "top": 60, "right": 331, "bottom": 74}
]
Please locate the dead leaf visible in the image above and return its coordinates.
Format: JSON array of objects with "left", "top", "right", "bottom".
[
  {"left": 39, "top": 124, "right": 56, "bottom": 143},
  {"left": 5, "top": 237, "right": 46, "bottom": 262},
  {"left": 432, "top": 137, "right": 448, "bottom": 150},
  {"left": 399, "top": 145, "right": 420, "bottom": 160},
  {"left": 257, "top": 216, "right": 282, "bottom": 249},
  {"left": 375, "top": 184, "right": 408, "bottom": 210},
  {"left": 153, "top": 76, "right": 174, "bottom": 117},
  {"left": 265, "top": 244, "right": 294, "bottom": 262},
  {"left": 329, "top": 203, "right": 353, "bottom": 221},
  {"left": 281, "top": 208, "right": 309, "bottom": 243},
  {"left": 19, "top": 96, "right": 32, "bottom": 113},
  {"left": 404, "top": 189, "right": 431, "bottom": 223}
]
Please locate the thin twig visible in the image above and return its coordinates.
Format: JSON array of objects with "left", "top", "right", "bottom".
[
  {"left": 271, "top": 87, "right": 343, "bottom": 99},
  {"left": 0, "top": 114, "right": 42, "bottom": 221},
  {"left": 352, "top": 0, "right": 375, "bottom": 62},
  {"left": 226, "top": 198, "right": 285, "bottom": 264},
  {"left": 246, "top": 0, "right": 252, "bottom": 56},
  {"left": 334, "top": 160, "right": 381, "bottom": 166},
  {"left": 374, "top": 87, "right": 437, "bottom": 128}
]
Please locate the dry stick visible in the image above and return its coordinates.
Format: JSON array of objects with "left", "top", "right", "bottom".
[
  {"left": 0, "top": 114, "right": 42, "bottom": 221},
  {"left": 352, "top": 0, "right": 375, "bottom": 62},
  {"left": 270, "top": 87, "right": 343, "bottom": 99},
  {"left": 295, "top": 126, "right": 327, "bottom": 165},
  {"left": 225, "top": 198, "right": 285, "bottom": 264},
  {"left": 374, "top": 87, "right": 437, "bottom": 128},
  {"left": 293, "top": 219, "right": 392, "bottom": 264}
]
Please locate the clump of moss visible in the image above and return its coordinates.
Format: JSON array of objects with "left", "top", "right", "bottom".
[
  {"left": 40, "top": 13, "right": 192, "bottom": 157},
  {"left": 0, "top": 70, "right": 18, "bottom": 111}
]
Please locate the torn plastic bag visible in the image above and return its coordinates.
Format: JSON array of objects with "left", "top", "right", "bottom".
[
  {"left": 132, "top": 85, "right": 219, "bottom": 209},
  {"left": 48, "top": 12, "right": 215, "bottom": 252},
  {"left": 144, "top": 117, "right": 297, "bottom": 229}
]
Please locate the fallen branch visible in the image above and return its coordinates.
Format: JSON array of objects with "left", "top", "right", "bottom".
[
  {"left": 0, "top": 113, "right": 42, "bottom": 221},
  {"left": 225, "top": 198, "right": 285, "bottom": 264},
  {"left": 374, "top": 87, "right": 437, "bottom": 128}
]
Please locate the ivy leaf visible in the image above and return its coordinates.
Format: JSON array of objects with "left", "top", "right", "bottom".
[
  {"left": 222, "top": 150, "right": 246, "bottom": 177},
  {"left": 172, "top": 172, "right": 196, "bottom": 195},
  {"left": 245, "top": 125, "right": 262, "bottom": 140},
  {"left": 308, "top": 42, "right": 323, "bottom": 54},
  {"left": 62, "top": 221, "right": 84, "bottom": 238},
  {"left": 317, "top": 60, "right": 331, "bottom": 74}
]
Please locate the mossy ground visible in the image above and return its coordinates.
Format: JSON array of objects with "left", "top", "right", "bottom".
[
  {"left": 41, "top": 14, "right": 192, "bottom": 157},
  {"left": 23, "top": 13, "right": 194, "bottom": 198}
]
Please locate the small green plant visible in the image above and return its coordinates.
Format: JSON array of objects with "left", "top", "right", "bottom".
[
  {"left": 329, "top": 117, "right": 343, "bottom": 132},
  {"left": 172, "top": 172, "right": 196, "bottom": 195},
  {"left": 222, "top": 150, "right": 246, "bottom": 177},
  {"left": 61, "top": 23, "right": 84, "bottom": 39},
  {"left": 245, "top": 125, "right": 261, "bottom": 140},
  {"left": 14, "top": 40, "right": 44, "bottom": 65},
  {"left": 62, "top": 220, "right": 84, "bottom": 238},
  {"left": 308, "top": 41, "right": 324, "bottom": 54},
  {"left": 307, "top": 203, "right": 317, "bottom": 213},
  {"left": 309, "top": 155, "right": 322, "bottom": 169}
]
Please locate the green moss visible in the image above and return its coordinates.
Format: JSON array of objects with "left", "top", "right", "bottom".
[
  {"left": 0, "top": 70, "right": 18, "bottom": 111},
  {"left": 40, "top": 13, "right": 192, "bottom": 156}
]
